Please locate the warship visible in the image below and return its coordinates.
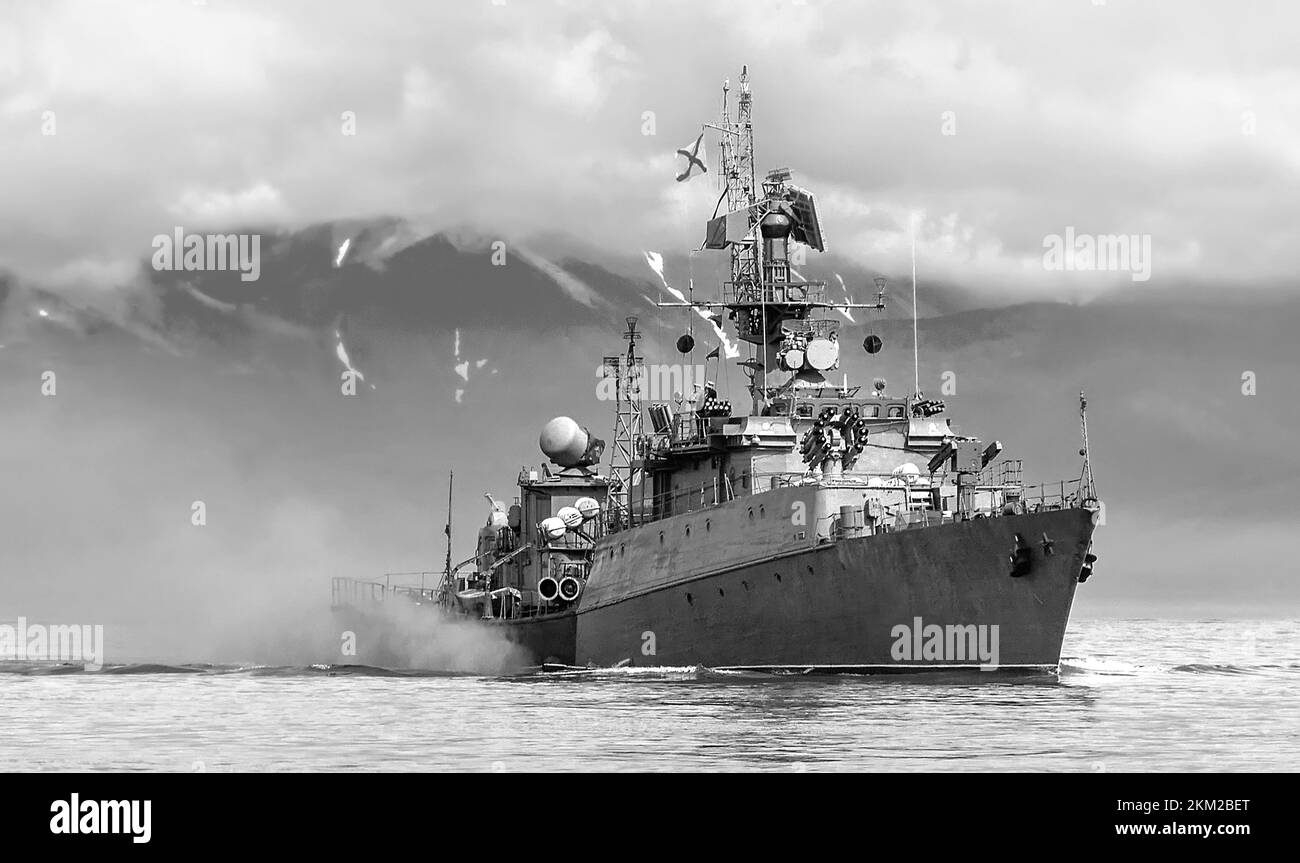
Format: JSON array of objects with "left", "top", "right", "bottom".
[{"left": 331, "top": 68, "right": 1102, "bottom": 672}]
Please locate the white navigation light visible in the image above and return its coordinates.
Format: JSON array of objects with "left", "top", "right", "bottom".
[
  {"left": 537, "top": 576, "right": 560, "bottom": 602},
  {"left": 575, "top": 497, "right": 600, "bottom": 521},
  {"left": 558, "top": 576, "right": 582, "bottom": 601}
]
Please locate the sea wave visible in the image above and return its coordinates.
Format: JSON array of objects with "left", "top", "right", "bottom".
[
  {"left": 5, "top": 657, "right": 1297, "bottom": 680},
  {"left": 1062, "top": 656, "right": 1300, "bottom": 677}
]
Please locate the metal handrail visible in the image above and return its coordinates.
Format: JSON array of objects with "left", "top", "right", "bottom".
[
  {"left": 723, "top": 280, "right": 828, "bottom": 306},
  {"left": 603, "top": 468, "right": 1085, "bottom": 533}
]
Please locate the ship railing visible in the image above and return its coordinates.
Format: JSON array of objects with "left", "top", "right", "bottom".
[
  {"left": 642, "top": 415, "right": 726, "bottom": 455},
  {"left": 783, "top": 318, "right": 839, "bottom": 339},
  {"left": 331, "top": 573, "right": 441, "bottom": 608},
  {"left": 723, "top": 281, "right": 828, "bottom": 306},
  {"left": 1012, "top": 478, "right": 1085, "bottom": 513},
  {"left": 606, "top": 470, "right": 1087, "bottom": 534},
  {"left": 990, "top": 459, "right": 1024, "bottom": 487}
]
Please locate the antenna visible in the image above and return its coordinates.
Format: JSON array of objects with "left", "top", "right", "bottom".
[
  {"left": 911, "top": 214, "right": 920, "bottom": 397},
  {"left": 436, "top": 470, "right": 453, "bottom": 598},
  {"left": 1079, "top": 392, "right": 1098, "bottom": 500}
]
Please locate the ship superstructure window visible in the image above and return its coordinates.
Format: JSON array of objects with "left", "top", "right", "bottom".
[
  {"left": 864, "top": 404, "right": 880, "bottom": 418},
  {"left": 795, "top": 403, "right": 814, "bottom": 419},
  {"left": 888, "top": 404, "right": 904, "bottom": 418}
]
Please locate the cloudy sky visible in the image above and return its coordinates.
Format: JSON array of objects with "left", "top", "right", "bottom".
[{"left": 3, "top": 0, "right": 1298, "bottom": 301}]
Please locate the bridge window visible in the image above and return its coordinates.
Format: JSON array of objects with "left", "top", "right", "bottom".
[{"left": 888, "top": 404, "right": 904, "bottom": 418}]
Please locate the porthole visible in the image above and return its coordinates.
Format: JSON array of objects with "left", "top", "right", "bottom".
[
  {"left": 619, "top": 544, "right": 625, "bottom": 557},
  {"left": 774, "top": 572, "right": 782, "bottom": 582},
  {"left": 718, "top": 588, "right": 725, "bottom": 597},
  {"left": 686, "top": 525, "right": 691, "bottom": 537},
  {"left": 748, "top": 508, "right": 754, "bottom": 520},
  {"left": 659, "top": 532, "right": 664, "bottom": 544},
  {"left": 685, "top": 592, "right": 693, "bottom": 605},
  {"left": 759, "top": 505, "right": 765, "bottom": 518},
  {"left": 705, "top": 519, "right": 711, "bottom": 532}
]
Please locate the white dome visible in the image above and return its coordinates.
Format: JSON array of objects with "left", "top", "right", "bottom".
[
  {"left": 539, "top": 517, "right": 567, "bottom": 541},
  {"left": 539, "top": 416, "right": 589, "bottom": 467}
]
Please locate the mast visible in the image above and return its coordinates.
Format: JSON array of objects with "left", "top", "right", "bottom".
[
  {"left": 717, "top": 67, "right": 764, "bottom": 401},
  {"left": 1079, "top": 392, "right": 1097, "bottom": 500},
  {"left": 720, "top": 67, "right": 759, "bottom": 247},
  {"left": 605, "top": 317, "right": 643, "bottom": 526},
  {"left": 911, "top": 215, "right": 920, "bottom": 397},
  {"left": 443, "top": 470, "right": 453, "bottom": 589},
  {"left": 661, "top": 67, "right": 885, "bottom": 415}
]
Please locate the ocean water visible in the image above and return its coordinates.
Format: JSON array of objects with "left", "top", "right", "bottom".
[{"left": 2, "top": 619, "right": 1296, "bottom": 772}]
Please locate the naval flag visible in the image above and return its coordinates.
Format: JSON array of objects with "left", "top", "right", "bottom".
[{"left": 675, "top": 132, "right": 707, "bottom": 182}]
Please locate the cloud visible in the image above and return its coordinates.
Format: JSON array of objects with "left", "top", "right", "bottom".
[
  {"left": 1, "top": 0, "right": 1297, "bottom": 300},
  {"left": 167, "top": 182, "right": 289, "bottom": 227}
]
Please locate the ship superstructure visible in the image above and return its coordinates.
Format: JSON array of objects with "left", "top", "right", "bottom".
[{"left": 332, "top": 68, "right": 1102, "bottom": 672}]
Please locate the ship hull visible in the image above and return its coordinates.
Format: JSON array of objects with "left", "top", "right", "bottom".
[
  {"left": 569, "top": 508, "right": 1093, "bottom": 671},
  {"left": 336, "top": 508, "right": 1093, "bottom": 673},
  {"left": 490, "top": 612, "right": 578, "bottom": 666}
]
